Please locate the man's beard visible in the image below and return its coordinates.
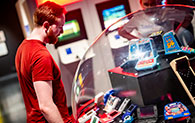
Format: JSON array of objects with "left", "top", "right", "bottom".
[{"left": 47, "top": 28, "right": 58, "bottom": 44}]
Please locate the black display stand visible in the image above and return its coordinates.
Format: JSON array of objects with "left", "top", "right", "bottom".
[{"left": 108, "top": 53, "right": 193, "bottom": 107}]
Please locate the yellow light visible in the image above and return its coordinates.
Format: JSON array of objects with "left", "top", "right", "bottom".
[
  {"left": 36, "top": 0, "right": 83, "bottom": 6},
  {"left": 168, "top": 117, "right": 173, "bottom": 119},
  {"left": 184, "top": 113, "right": 189, "bottom": 115},
  {"left": 78, "top": 73, "right": 84, "bottom": 87},
  {"left": 0, "top": 110, "right": 3, "bottom": 123}
]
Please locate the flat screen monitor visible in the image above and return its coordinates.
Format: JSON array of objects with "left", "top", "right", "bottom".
[
  {"left": 55, "top": 9, "right": 88, "bottom": 48},
  {"left": 96, "top": 0, "right": 131, "bottom": 32},
  {"left": 58, "top": 20, "right": 80, "bottom": 42}
]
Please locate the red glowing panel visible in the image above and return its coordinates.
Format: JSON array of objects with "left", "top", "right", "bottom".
[{"left": 36, "top": 0, "right": 83, "bottom": 6}]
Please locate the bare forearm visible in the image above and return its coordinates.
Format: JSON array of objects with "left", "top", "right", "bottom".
[
  {"left": 40, "top": 103, "right": 64, "bottom": 123},
  {"left": 33, "top": 81, "right": 64, "bottom": 123},
  {"left": 118, "top": 27, "right": 139, "bottom": 40}
]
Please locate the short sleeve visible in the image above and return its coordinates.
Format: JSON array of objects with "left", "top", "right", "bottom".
[{"left": 31, "top": 50, "right": 54, "bottom": 82}]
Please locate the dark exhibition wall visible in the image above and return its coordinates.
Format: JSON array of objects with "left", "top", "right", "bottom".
[
  {"left": 0, "top": 1, "right": 26, "bottom": 122},
  {"left": 0, "top": 0, "right": 24, "bottom": 77}
]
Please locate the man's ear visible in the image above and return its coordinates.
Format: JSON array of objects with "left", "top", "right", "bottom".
[{"left": 43, "top": 21, "right": 50, "bottom": 32}]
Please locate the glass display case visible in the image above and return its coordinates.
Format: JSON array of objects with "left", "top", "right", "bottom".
[{"left": 71, "top": 5, "right": 195, "bottom": 122}]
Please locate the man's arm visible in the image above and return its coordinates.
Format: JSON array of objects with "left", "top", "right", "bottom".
[
  {"left": 33, "top": 80, "right": 64, "bottom": 123},
  {"left": 118, "top": 26, "right": 139, "bottom": 40}
]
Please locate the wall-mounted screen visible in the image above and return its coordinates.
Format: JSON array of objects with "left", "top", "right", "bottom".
[
  {"left": 55, "top": 9, "right": 88, "bottom": 48},
  {"left": 102, "top": 5, "right": 128, "bottom": 31},
  {"left": 96, "top": 0, "right": 130, "bottom": 32},
  {"left": 58, "top": 20, "right": 80, "bottom": 42}
]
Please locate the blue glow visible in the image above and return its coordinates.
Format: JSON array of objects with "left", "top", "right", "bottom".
[
  {"left": 161, "top": 0, "right": 166, "bottom": 5},
  {"left": 102, "top": 5, "right": 126, "bottom": 21},
  {"left": 66, "top": 48, "right": 72, "bottom": 55}
]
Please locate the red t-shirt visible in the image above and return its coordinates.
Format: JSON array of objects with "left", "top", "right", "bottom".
[{"left": 15, "top": 39, "right": 73, "bottom": 123}]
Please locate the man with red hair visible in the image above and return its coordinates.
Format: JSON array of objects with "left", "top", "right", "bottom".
[{"left": 15, "top": 1, "right": 74, "bottom": 123}]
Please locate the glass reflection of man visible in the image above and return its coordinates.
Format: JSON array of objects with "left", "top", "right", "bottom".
[
  {"left": 118, "top": 0, "right": 164, "bottom": 40},
  {"left": 139, "top": 0, "right": 161, "bottom": 9},
  {"left": 119, "top": 0, "right": 194, "bottom": 47}
]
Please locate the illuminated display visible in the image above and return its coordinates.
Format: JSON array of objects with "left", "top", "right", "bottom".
[
  {"left": 96, "top": 0, "right": 131, "bottom": 32},
  {"left": 102, "top": 5, "right": 129, "bottom": 31},
  {"left": 55, "top": 9, "right": 88, "bottom": 48},
  {"left": 58, "top": 20, "right": 80, "bottom": 42},
  {"left": 35, "top": 0, "right": 83, "bottom": 6}
]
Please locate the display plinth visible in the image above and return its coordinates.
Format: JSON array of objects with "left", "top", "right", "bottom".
[
  {"left": 108, "top": 54, "right": 192, "bottom": 106},
  {"left": 108, "top": 67, "right": 175, "bottom": 106}
]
